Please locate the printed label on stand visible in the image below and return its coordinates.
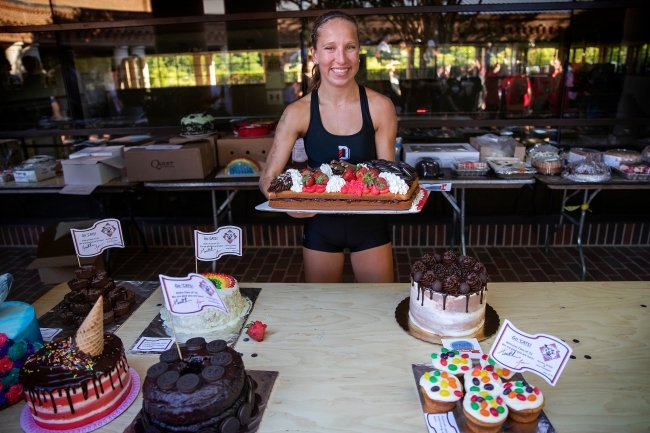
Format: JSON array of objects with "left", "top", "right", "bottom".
[
  {"left": 424, "top": 412, "right": 460, "bottom": 433},
  {"left": 159, "top": 273, "right": 229, "bottom": 315},
  {"left": 421, "top": 183, "right": 452, "bottom": 192},
  {"left": 441, "top": 338, "right": 484, "bottom": 360},
  {"left": 40, "top": 328, "right": 62, "bottom": 342},
  {"left": 489, "top": 319, "right": 572, "bottom": 386},
  {"left": 70, "top": 218, "right": 125, "bottom": 257},
  {"left": 133, "top": 337, "right": 175, "bottom": 352},
  {"left": 194, "top": 226, "right": 242, "bottom": 261}
]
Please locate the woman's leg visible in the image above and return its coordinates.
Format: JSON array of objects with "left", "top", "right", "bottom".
[
  {"left": 350, "top": 242, "right": 394, "bottom": 283},
  {"left": 303, "top": 247, "right": 345, "bottom": 283}
]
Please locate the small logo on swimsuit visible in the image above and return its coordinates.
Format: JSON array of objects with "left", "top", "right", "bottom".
[{"left": 338, "top": 146, "right": 350, "bottom": 160}]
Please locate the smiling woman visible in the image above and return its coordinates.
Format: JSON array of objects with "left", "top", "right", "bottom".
[{"left": 259, "top": 10, "right": 398, "bottom": 284}]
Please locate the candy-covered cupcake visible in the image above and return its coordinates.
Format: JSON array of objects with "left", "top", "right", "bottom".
[
  {"left": 502, "top": 378, "right": 544, "bottom": 423},
  {"left": 419, "top": 370, "right": 463, "bottom": 413},
  {"left": 430, "top": 348, "right": 472, "bottom": 376},
  {"left": 463, "top": 365, "right": 503, "bottom": 396},
  {"left": 480, "top": 354, "right": 515, "bottom": 379},
  {"left": 462, "top": 391, "right": 508, "bottom": 433}
]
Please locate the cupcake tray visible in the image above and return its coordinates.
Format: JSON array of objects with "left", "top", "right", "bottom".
[
  {"left": 611, "top": 167, "right": 650, "bottom": 181},
  {"left": 124, "top": 369, "right": 278, "bottom": 433},
  {"left": 412, "top": 364, "right": 557, "bottom": 433},
  {"left": 395, "top": 297, "right": 500, "bottom": 345},
  {"left": 37, "top": 280, "right": 159, "bottom": 341},
  {"left": 127, "top": 287, "right": 261, "bottom": 354}
]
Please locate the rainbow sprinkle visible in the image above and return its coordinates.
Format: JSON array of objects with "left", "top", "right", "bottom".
[{"left": 202, "top": 273, "right": 236, "bottom": 289}]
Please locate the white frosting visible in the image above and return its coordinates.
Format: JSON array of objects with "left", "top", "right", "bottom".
[
  {"left": 160, "top": 283, "right": 250, "bottom": 334},
  {"left": 319, "top": 164, "right": 333, "bottom": 177},
  {"left": 409, "top": 281, "right": 486, "bottom": 337},
  {"left": 429, "top": 348, "right": 472, "bottom": 375},
  {"left": 286, "top": 169, "right": 303, "bottom": 193},
  {"left": 325, "top": 175, "right": 345, "bottom": 193},
  {"left": 419, "top": 370, "right": 463, "bottom": 403},
  {"left": 379, "top": 172, "right": 408, "bottom": 194},
  {"left": 502, "top": 379, "right": 544, "bottom": 411},
  {"left": 463, "top": 366, "right": 503, "bottom": 396},
  {"left": 463, "top": 391, "right": 508, "bottom": 423},
  {"left": 479, "top": 355, "right": 516, "bottom": 379}
]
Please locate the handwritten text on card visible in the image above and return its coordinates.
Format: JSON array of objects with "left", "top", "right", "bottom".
[
  {"left": 194, "top": 226, "right": 243, "bottom": 261},
  {"left": 70, "top": 218, "right": 125, "bottom": 257},
  {"left": 159, "top": 273, "right": 229, "bottom": 315}
]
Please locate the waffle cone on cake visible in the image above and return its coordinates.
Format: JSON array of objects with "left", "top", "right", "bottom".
[{"left": 75, "top": 297, "right": 104, "bottom": 357}]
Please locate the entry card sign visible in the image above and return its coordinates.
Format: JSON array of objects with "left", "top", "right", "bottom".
[
  {"left": 40, "top": 328, "right": 62, "bottom": 342},
  {"left": 133, "top": 337, "right": 175, "bottom": 352},
  {"left": 424, "top": 412, "right": 460, "bottom": 433},
  {"left": 70, "top": 218, "right": 125, "bottom": 257},
  {"left": 194, "top": 226, "right": 242, "bottom": 261},
  {"left": 489, "top": 319, "right": 572, "bottom": 386},
  {"left": 441, "top": 338, "right": 484, "bottom": 360},
  {"left": 159, "top": 273, "right": 229, "bottom": 315}
]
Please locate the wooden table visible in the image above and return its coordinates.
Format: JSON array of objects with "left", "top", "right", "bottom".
[{"left": 2, "top": 281, "right": 649, "bottom": 432}]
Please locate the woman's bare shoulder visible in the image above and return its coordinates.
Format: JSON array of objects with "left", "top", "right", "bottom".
[
  {"left": 280, "top": 93, "right": 311, "bottom": 133},
  {"left": 365, "top": 87, "right": 395, "bottom": 112}
]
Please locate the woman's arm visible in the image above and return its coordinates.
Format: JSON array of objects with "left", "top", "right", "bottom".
[
  {"left": 259, "top": 98, "right": 309, "bottom": 199},
  {"left": 366, "top": 88, "right": 398, "bottom": 161}
]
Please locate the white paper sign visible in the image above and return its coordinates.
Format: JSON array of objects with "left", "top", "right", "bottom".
[
  {"left": 133, "top": 337, "right": 175, "bottom": 352},
  {"left": 70, "top": 218, "right": 125, "bottom": 257},
  {"left": 159, "top": 273, "right": 229, "bottom": 315},
  {"left": 59, "top": 184, "right": 97, "bottom": 195},
  {"left": 145, "top": 144, "right": 183, "bottom": 150},
  {"left": 40, "top": 328, "right": 62, "bottom": 342},
  {"left": 441, "top": 338, "right": 484, "bottom": 360},
  {"left": 424, "top": 412, "right": 460, "bottom": 433},
  {"left": 489, "top": 319, "right": 572, "bottom": 386},
  {"left": 194, "top": 226, "right": 242, "bottom": 261},
  {"left": 422, "top": 183, "right": 452, "bottom": 192}
]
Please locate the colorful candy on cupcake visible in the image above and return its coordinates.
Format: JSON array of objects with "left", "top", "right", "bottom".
[
  {"left": 462, "top": 390, "right": 508, "bottom": 433},
  {"left": 430, "top": 347, "right": 472, "bottom": 376},
  {"left": 480, "top": 354, "right": 515, "bottom": 379},
  {"left": 464, "top": 364, "right": 503, "bottom": 396},
  {"left": 419, "top": 370, "right": 463, "bottom": 413},
  {"left": 502, "top": 378, "right": 544, "bottom": 423}
]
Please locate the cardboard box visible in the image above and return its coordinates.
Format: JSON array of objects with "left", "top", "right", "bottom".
[
  {"left": 217, "top": 133, "right": 273, "bottom": 166},
  {"left": 124, "top": 140, "right": 215, "bottom": 181},
  {"left": 470, "top": 137, "right": 526, "bottom": 160},
  {"left": 403, "top": 143, "right": 480, "bottom": 168},
  {"left": 27, "top": 221, "right": 105, "bottom": 284},
  {"left": 14, "top": 166, "right": 56, "bottom": 182},
  {"left": 170, "top": 135, "right": 217, "bottom": 167},
  {"left": 69, "top": 145, "right": 124, "bottom": 159},
  {"left": 61, "top": 155, "right": 125, "bottom": 185}
]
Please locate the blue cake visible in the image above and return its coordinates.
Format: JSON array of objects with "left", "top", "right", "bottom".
[{"left": 0, "top": 301, "right": 43, "bottom": 346}]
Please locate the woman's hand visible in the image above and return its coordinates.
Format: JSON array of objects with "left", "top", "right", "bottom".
[{"left": 287, "top": 211, "right": 316, "bottom": 218}]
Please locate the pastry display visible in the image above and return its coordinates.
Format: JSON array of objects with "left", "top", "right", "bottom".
[
  {"left": 486, "top": 158, "right": 536, "bottom": 179},
  {"left": 614, "top": 163, "right": 650, "bottom": 180},
  {"left": 233, "top": 121, "right": 274, "bottom": 137},
  {"left": 409, "top": 250, "right": 488, "bottom": 337},
  {"left": 462, "top": 391, "right": 508, "bottom": 433},
  {"left": 181, "top": 113, "right": 216, "bottom": 136},
  {"left": 464, "top": 365, "right": 504, "bottom": 396},
  {"left": 532, "top": 156, "right": 563, "bottom": 175},
  {"left": 160, "top": 273, "right": 250, "bottom": 335},
  {"left": 452, "top": 161, "right": 489, "bottom": 176},
  {"left": 141, "top": 338, "right": 257, "bottom": 432},
  {"left": 20, "top": 298, "right": 133, "bottom": 430},
  {"left": 568, "top": 147, "right": 601, "bottom": 163},
  {"left": 603, "top": 149, "right": 642, "bottom": 167},
  {"left": 502, "top": 378, "right": 544, "bottom": 423},
  {"left": 267, "top": 159, "right": 420, "bottom": 211},
  {"left": 430, "top": 348, "right": 472, "bottom": 375},
  {"left": 225, "top": 157, "right": 262, "bottom": 175},
  {"left": 419, "top": 370, "right": 463, "bottom": 413},
  {"left": 480, "top": 354, "right": 515, "bottom": 379},
  {"left": 58, "top": 265, "right": 135, "bottom": 326},
  {"left": 562, "top": 160, "right": 611, "bottom": 182}
]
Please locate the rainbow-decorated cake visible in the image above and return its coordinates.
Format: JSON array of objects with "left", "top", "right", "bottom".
[
  {"left": 160, "top": 273, "right": 250, "bottom": 336},
  {"left": 0, "top": 301, "right": 44, "bottom": 347},
  {"left": 225, "top": 157, "right": 262, "bottom": 175}
]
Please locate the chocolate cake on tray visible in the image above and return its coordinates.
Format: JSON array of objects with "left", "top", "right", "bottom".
[{"left": 267, "top": 159, "right": 421, "bottom": 211}]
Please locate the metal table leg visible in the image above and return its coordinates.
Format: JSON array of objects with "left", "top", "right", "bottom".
[
  {"left": 545, "top": 189, "right": 574, "bottom": 252},
  {"left": 441, "top": 189, "right": 465, "bottom": 255},
  {"left": 210, "top": 190, "right": 239, "bottom": 270}
]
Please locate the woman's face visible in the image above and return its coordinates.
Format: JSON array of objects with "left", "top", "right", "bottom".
[{"left": 311, "top": 18, "right": 359, "bottom": 88}]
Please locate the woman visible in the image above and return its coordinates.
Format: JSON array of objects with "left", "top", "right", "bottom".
[{"left": 259, "top": 10, "right": 397, "bottom": 283}]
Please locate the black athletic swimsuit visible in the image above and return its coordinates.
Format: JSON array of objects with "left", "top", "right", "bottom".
[{"left": 302, "top": 85, "right": 391, "bottom": 253}]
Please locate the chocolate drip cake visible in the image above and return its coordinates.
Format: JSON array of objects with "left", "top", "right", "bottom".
[
  {"left": 268, "top": 159, "right": 421, "bottom": 211},
  {"left": 141, "top": 338, "right": 257, "bottom": 432},
  {"left": 409, "top": 251, "right": 489, "bottom": 337}
]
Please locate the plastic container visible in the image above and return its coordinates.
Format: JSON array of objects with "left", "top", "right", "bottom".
[
  {"left": 452, "top": 161, "right": 489, "bottom": 176},
  {"left": 568, "top": 147, "right": 602, "bottom": 163},
  {"left": 603, "top": 149, "right": 642, "bottom": 167},
  {"left": 486, "top": 158, "right": 536, "bottom": 179},
  {"left": 562, "top": 160, "right": 611, "bottom": 182}
]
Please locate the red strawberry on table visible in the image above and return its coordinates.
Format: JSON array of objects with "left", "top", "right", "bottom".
[
  {"left": 246, "top": 321, "right": 267, "bottom": 342},
  {"left": 343, "top": 167, "right": 355, "bottom": 182}
]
